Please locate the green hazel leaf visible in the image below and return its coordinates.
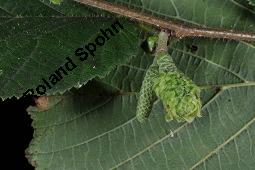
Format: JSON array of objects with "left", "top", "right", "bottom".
[
  {"left": 0, "top": 0, "right": 141, "bottom": 100},
  {"left": 110, "top": 0, "right": 255, "bottom": 33},
  {"left": 0, "top": 18, "right": 140, "bottom": 99},
  {"left": 26, "top": 33, "right": 255, "bottom": 169}
]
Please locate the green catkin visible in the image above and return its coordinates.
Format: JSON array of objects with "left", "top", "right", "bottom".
[
  {"left": 136, "top": 58, "right": 159, "bottom": 122},
  {"left": 154, "top": 45, "right": 202, "bottom": 122},
  {"left": 136, "top": 31, "right": 202, "bottom": 123},
  {"left": 153, "top": 68, "right": 202, "bottom": 122}
]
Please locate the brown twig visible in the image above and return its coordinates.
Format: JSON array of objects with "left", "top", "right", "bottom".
[{"left": 75, "top": 0, "right": 255, "bottom": 42}]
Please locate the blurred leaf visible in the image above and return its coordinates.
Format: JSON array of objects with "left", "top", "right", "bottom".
[{"left": 248, "top": 0, "right": 255, "bottom": 6}]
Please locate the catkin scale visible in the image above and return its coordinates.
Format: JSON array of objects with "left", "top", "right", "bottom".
[
  {"left": 157, "top": 53, "right": 177, "bottom": 73},
  {"left": 136, "top": 59, "right": 158, "bottom": 122}
]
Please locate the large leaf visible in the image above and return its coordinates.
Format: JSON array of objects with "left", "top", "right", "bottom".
[
  {"left": 27, "top": 36, "right": 255, "bottom": 169},
  {"left": 0, "top": 0, "right": 141, "bottom": 99},
  {"left": 103, "top": 0, "right": 255, "bottom": 31}
]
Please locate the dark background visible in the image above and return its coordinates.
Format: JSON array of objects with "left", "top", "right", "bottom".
[{"left": 0, "top": 96, "right": 34, "bottom": 170}]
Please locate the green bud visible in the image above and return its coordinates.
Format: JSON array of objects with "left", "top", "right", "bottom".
[
  {"left": 147, "top": 36, "right": 158, "bottom": 52},
  {"left": 153, "top": 71, "right": 202, "bottom": 123}
]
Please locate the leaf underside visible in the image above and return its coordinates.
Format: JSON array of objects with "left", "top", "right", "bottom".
[
  {"left": 27, "top": 44, "right": 255, "bottom": 169},
  {"left": 27, "top": 38, "right": 255, "bottom": 170}
]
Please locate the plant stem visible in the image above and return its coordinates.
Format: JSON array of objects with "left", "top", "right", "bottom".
[{"left": 75, "top": 0, "right": 255, "bottom": 42}]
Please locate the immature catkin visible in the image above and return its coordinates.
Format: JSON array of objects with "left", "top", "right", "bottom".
[
  {"left": 136, "top": 58, "right": 159, "bottom": 122},
  {"left": 154, "top": 53, "right": 202, "bottom": 122},
  {"left": 137, "top": 31, "right": 202, "bottom": 123}
]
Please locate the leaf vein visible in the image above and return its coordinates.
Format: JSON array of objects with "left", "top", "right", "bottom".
[{"left": 189, "top": 114, "right": 255, "bottom": 169}]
